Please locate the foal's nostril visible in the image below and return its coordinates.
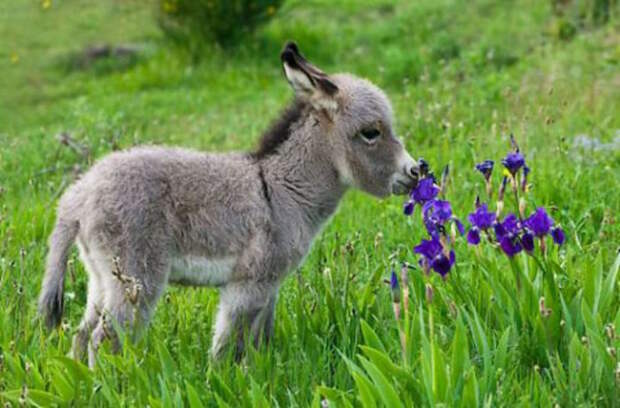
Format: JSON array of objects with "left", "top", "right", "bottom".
[
  {"left": 409, "top": 166, "right": 420, "bottom": 180},
  {"left": 418, "top": 158, "right": 429, "bottom": 176}
]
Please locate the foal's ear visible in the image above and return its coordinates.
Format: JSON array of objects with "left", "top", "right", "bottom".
[{"left": 281, "top": 42, "right": 339, "bottom": 112}]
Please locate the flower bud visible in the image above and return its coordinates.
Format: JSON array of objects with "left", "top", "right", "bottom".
[
  {"left": 390, "top": 269, "right": 401, "bottom": 304},
  {"left": 519, "top": 197, "right": 527, "bottom": 219},
  {"left": 425, "top": 283, "right": 433, "bottom": 304},
  {"left": 539, "top": 297, "right": 552, "bottom": 318},
  {"left": 403, "top": 200, "right": 414, "bottom": 216},
  {"left": 496, "top": 200, "right": 504, "bottom": 217},
  {"left": 400, "top": 264, "right": 409, "bottom": 287},
  {"left": 521, "top": 165, "right": 530, "bottom": 193},
  {"left": 605, "top": 323, "right": 615, "bottom": 340},
  {"left": 498, "top": 176, "right": 508, "bottom": 202},
  {"left": 440, "top": 165, "right": 449, "bottom": 194},
  {"left": 486, "top": 179, "right": 493, "bottom": 197}
]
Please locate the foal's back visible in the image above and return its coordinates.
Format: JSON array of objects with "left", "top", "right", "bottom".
[{"left": 64, "top": 146, "right": 267, "bottom": 255}]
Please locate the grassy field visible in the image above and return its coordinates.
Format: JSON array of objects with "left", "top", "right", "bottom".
[{"left": 1, "top": 0, "right": 618, "bottom": 406}]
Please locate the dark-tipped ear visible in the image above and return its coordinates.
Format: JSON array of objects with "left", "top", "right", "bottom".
[{"left": 281, "top": 41, "right": 338, "bottom": 99}]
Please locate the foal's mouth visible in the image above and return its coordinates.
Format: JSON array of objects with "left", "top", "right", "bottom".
[{"left": 392, "top": 179, "right": 418, "bottom": 195}]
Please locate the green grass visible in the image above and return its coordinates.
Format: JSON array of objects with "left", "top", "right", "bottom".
[{"left": 1, "top": 0, "right": 619, "bottom": 406}]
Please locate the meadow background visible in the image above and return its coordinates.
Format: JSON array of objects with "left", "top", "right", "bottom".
[{"left": 0, "top": 0, "right": 618, "bottom": 406}]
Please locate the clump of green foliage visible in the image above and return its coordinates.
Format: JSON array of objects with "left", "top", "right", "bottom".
[
  {"left": 157, "top": 0, "right": 285, "bottom": 51},
  {"left": 549, "top": 0, "right": 615, "bottom": 40}
]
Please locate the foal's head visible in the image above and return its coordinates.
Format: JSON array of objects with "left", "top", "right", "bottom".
[{"left": 258, "top": 42, "right": 420, "bottom": 198}]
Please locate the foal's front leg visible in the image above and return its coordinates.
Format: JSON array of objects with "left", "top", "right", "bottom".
[{"left": 210, "top": 281, "right": 277, "bottom": 359}]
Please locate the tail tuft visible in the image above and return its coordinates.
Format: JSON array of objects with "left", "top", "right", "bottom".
[
  {"left": 38, "top": 280, "right": 65, "bottom": 329},
  {"left": 38, "top": 219, "right": 78, "bottom": 329}
]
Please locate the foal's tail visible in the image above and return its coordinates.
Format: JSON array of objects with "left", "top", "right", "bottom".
[{"left": 38, "top": 217, "right": 79, "bottom": 329}]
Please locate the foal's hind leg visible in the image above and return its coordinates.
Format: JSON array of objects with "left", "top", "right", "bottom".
[
  {"left": 210, "top": 281, "right": 278, "bottom": 359},
  {"left": 87, "top": 245, "right": 169, "bottom": 369},
  {"left": 71, "top": 241, "right": 105, "bottom": 360},
  {"left": 256, "top": 291, "right": 277, "bottom": 346}
]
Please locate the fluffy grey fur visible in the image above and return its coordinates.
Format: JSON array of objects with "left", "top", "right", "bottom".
[{"left": 38, "top": 42, "right": 420, "bottom": 367}]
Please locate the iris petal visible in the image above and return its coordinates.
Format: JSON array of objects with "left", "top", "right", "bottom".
[
  {"left": 500, "top": 236, "right": 522, "bottom": 257},
  {"left": 403, "top": 200, "right": 414, "bottom": 216},
  {"left": 467, "top": 228, "right": 481, "bottom": 245},
  {"left": 524, "top": 207, "right": 554, "bottom": 237},
  {"left": 551, "top": 227, "right": 565, "bottom": 245},
  {"left": 453, "top": 218, "right": 465, "bottom": 235},
  {"left": 521, "top": 231, "right": 535, "bottom": 252}
]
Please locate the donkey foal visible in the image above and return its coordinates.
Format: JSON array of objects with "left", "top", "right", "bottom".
[{"left": 38, "top": 42, "right": 420, "bottom": 367}]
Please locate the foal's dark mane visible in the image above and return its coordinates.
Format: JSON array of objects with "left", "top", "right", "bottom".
[{"left": 251, "top": 99, "right": 308, "bottom": 160}]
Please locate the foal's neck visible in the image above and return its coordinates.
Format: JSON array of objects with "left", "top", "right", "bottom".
[{"left": 257, "top": 119, "right": 347, "bottom": 230}]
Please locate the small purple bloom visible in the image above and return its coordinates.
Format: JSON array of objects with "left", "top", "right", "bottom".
[
  {"left": 551, "top": 227, "right": 565, "bottom": 245},
  {"left": 501, "top": 152, "right": 525, "bottom": 175},
  {"left": 500, "top": 236, "right": 522, "bottom": 257},
  {"left": 423, "top": 200, "right": 453, "bottom": 224},
  {"left": 410, "top": 177, "right": 440, "bottom": 204},
  {"left": 524, "top": 207, "right": 554, "bottom": 237},
  {"left": 403, "top": 200, "right": 414, "bottom": 216},
  {"left": 521, "top": 231, "right": 535, "bottom": 252},
  {"left": 423, "top": 200, "right": 463, "bottom": 237},
  {"left": 414, "top": 236, "right": 444, "bottom": 259},
  {"left": 468, "top": 203, "right": 496, "bottom": 230},
  {"left": 495, "top": 213, "right": 523, "bottom": 257},
  {"left": 432, "top": 250, "right": 455, "bottom": 277},
  {"left": 495, "top": 213, "right": 521, "bottom": 240},
  {"left": 414, "top": 237, "right": 455, "bottom": 277},
  {"left": 475, "top": 160, "right": 494, "bottom": 180},
  {"left": 467, "top": 227, "right": 481, "bottom": 245}
]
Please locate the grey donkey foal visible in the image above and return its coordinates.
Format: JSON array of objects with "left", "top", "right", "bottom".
[{"left": 39, "top": 42, "right": 420, "bottom": 367}]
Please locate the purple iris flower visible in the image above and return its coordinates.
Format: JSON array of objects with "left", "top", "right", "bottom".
[
  {"left": 423, "top": 200, "right": 452, "bottom": 224},
  {"left": 475, "top": 160, "right": 494, "bottom": 180},
  {"left": 494, "top": 213, "right": 521, "bottom": 239},
  {"left": 521, "top": 231, "right": 535, "bottom": 252},
  {"left": 501, "top": 152, "right": 525, "bottom": 175},
  {"left": 423, "top": 200, "right": 464, "bottom": 237},
  {"left": 467, "top": 228, "right": 481, "bottom": 245},
  {"left": 467, "top": 203, "right": 497, "bottom": 245},
  {"left": 468, "top": 203, "right": 496, "bottom": 230},
  {"left": 551, "top": 227, "right": 565, "bottom": 245},
  {"left": 524, "top": 207, "right": 554, "bottom": 237},
  {"left": 494, "top": 213, "right": 523, "bottom": 257},
  {"left": 404, "top": 177, "right": 440, "bottom": 216},
  {"left": 410, "top": 177, "right": 440, "bottom": 204},
  {"left": 414, "top": 237, "right": 455, "bottom": 277},
  {"left": 500, "top": 236, "right": 522, "bottom": 257}
]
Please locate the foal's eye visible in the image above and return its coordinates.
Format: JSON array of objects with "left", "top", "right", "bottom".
[{"left": 360, "top": 128, "right": 381, "bottom": 143}]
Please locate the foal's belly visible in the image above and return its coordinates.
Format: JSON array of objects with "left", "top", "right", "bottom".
[{"left": 169, "top": 255, "right": 237, "bottom": 287}]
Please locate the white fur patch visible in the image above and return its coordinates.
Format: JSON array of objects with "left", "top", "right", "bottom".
[
  {"left": 169, "top": 255, "right": 237, "bottom": 287},
  {"left": 284, "top": 63, "right": 314, "bottom": 95},
  {"left": 335, "top": 154, "right": 354, "bottom": 186}
]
